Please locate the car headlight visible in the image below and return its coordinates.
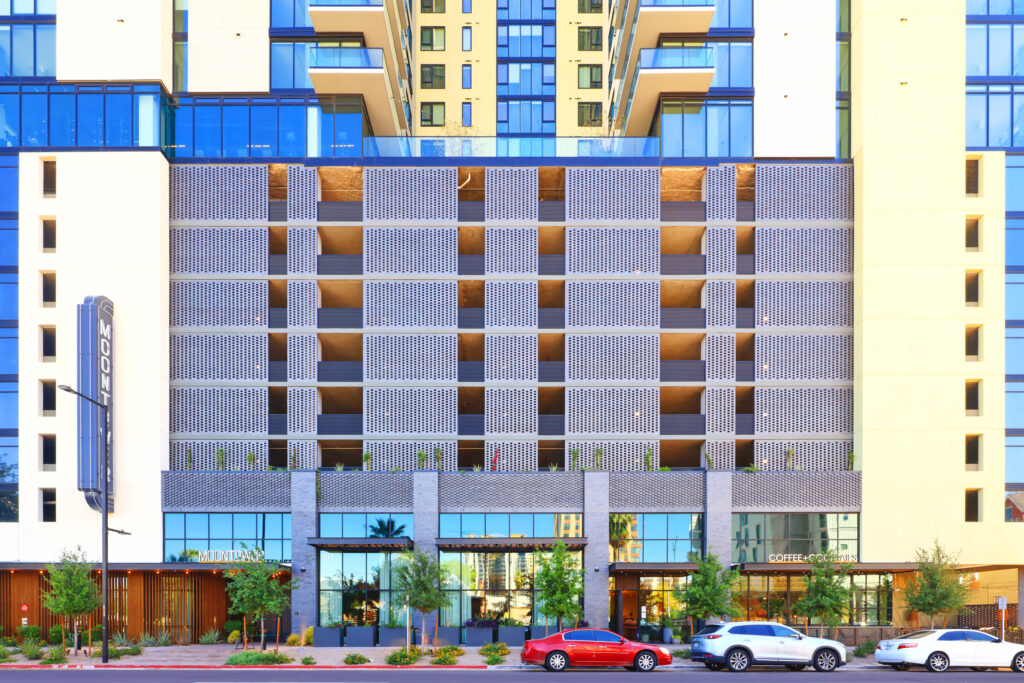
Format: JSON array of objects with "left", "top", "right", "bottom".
[{"left": 658, "top": 647, "right": 670, "bottom": 656}]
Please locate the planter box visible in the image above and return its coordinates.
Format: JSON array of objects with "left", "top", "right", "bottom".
[
  {"left": 463, "top": 627, "right": 495, "bottom": 646},
  {"left": 497, "top": 626, "right": 528, "bottom": 646},
  {"left": 344, "top": 626, "right": 376, "bottom": 647},
  {"left": 312, "top": 627, "right": 342, "bottom": 647},
  {"left": 378, "top": 627, "right": 409, "bottom": 647},
  {"left": 433, "top": 627, "right": 461, "bottom": 647}
]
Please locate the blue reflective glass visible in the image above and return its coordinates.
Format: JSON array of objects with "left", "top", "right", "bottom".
[
  {"left": 730, "top": 102, "right": 752, "bottom": 156},
  {"left": 661, "top": 109, "right": 682, "bottom": 156},
  {"left": 0, "top": 227, "right": 13, "bottom": 267},
  {"left": 164, "top": 540, "right": 185, "bottom": 561},
  {"left": 992, "top": 24, "right": 1013, "bottom": 76},
  {"left": 439, "top": 513, "right": 460, "bottom": 537},
  {"left": 294, "top": 43, "right": 311, "bottom": 89},
  {"left": 462, "top": 26, "right": 472, "bottom": 50},
  {"left": 0, "top": 26, "right": 9, "bottom": 77},
  {"left": 1008, "top": 337, "right": 1024, "bottom": 373},
  {"left": 209, "top": 513, "right": 233, "bottom": 538},
  {"left": 708, "top": 102, "right": 730, "bottom": 156},
  {"left": 333, "top": 109, "right": 362, "bottom": 157},
  {"left": 462, "top": 101, "right": 471, "bottom": 126},
  {"left": 185, "top": 513, "right": 208, "bottom": 539},
  {"left": 1015, "top": 94, "right": 1024, "bottom": 147},
  {"left": 265, "top": 513, "right": 283, "bottom": 537},
  {"left": 667, "top": 539, "right": 693, "bottom": 562},
  {"left": 967, "top": 0, "right": 988, "bottom": 10},
  {"left": 271, "top": 43, "right": 293, "bottom": 89},
  {"left": 0, "top": 162, "right": 13, "bottom": 212},
  {"left": 272, "top": 0, "right": 294, "bottom": 26},
  {"left": 0, "top": 94, "right": 17, "bottom": 146},
  {"left": 1009, "top": 229, "right": 1024, "bottom": 265},
  {"left": 264, "top": 540, "right": 283, "bottom": 560},
  {"left": 234, "top": 513, "right": 257, "bottom": 538},
  {"left": 12, "top": 0, "right": 31, "bottom": 13},
  {"left": 729, "top": 43, "right": 752, "bottom": 87},
  {"left": 105, "top": 93, "right": 132, "bottom": 147},
  {"left": 133, "top": 93, "right": 160, "bottom": 147},
  {"left": 11, "top": 24, "right": 30, "bottom": 76},
  {"left": 278, "top": 104, "right": 305, "bottom": 157},
  {"left": 1008, "top": 283, "right": 1024, "bottom": 318},
  {"left": 967, "top": 25, "right": 986, "bottom": 76},
  {"left": 967, "top": 93, "right": 987, "bottom": 147},
  {"left": 320, "top": 513, "right": 342, "bottom": 536},
  {"left": 20, "top": 92, "right": 44, "bottom": 145},
  {"left": 251, "top": 105, "right": 277, "bottom": 156},
  {"left": 164, "top": 513, "right": 185, "bottom": 538},
  {"left": 37, "top": 0, "right": 55, "bottom": 12},
  {"left": 462, "top": 513, "right": 484, "bottom": 537},
  {"left": 34, "top": 23, "right": 52, "bottom": 76},
  {"left": 994, "top": 0, "right": 1014, "bottom": 14},
  {"left": 194, "top": 105, "right": 221, "bottom": 157},
  {"left": 462, "top": 64, "right": 471, "bottom": 88},
  {"left": 222, "top": 104, "right": 249, "bottom": 157},
  {"left": 485, "top": 513, "right": 509, "bottom": 537},
  {"left": 682, "top": 103, "right": 706, "bottom": 156},
  {"left": 0, "top": 281, "right": 15, "bottom": 319},
  {"left": 49, "top": 92, "right": 74, "bottom": 145},
  {"left": 77, "top": 92, "right": 103, "bottom": 146},
  {"left": 509, "top": 513, "right": 532, "bottom": 537},
  {"left": 1008, "top": 392, "right": 1024, "bottom": 428},
  {"left": 342, "top": 513, "right": 366, "bottom": 536},
  {"left": 0, "top": 337, "right": 15, "bottom": 373},
  {"left": 1008, "top": 163, "right": 1024, "bottom": 211},
  {"left": 171, "top": 101, "right": 193, "bottom": 156},
  {"left": 643, "top": 540, "right": 668, "bottom": 562}
]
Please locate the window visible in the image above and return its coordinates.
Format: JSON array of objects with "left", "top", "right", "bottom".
[
  {"left": 967, "top": 158, "right": 979, "bottom": 195},
  {"left": 163, "top": 512, "right": 292, "bottom": 562},
  {"left": 969, "top": 631, "right": 1000, "bottom": 642},
  {"left": 41, "top": 271, "right": 54, "bottom": 305},
  {"left": 41, "top": 488, "right": 55, "bottom": 522},
  {"left": 609, "top": 513, "right": 704, "bottom": 563},
  {"left": 731, "top": 512, "right": 859, "bottom": 564},
  {"left": 462, "top": 0, "right": 471, "bottom": 11},
  {"left": 710, "top": 0, "right": 752, "bottom": 28},
  {"left": 965, "top": 325, "right": 980, "bottom": 360},
  {"left": 938, "top": 630, "right": 969, "bottom": 641},
  {"left": 578, "top": 102, "right": 601, "bottom": 127},
  {"left": 421, "top": 64, "right": 445, "bottom": 88},
  {"left": 498, "top": 0, "right": 556, "bottom": 20},
  {"left": 966, "top": 435, "right": 980, "bottom": 471},
  {"left": 965, "top": 489, "right": 981, "bottom": 522},
  {"left": 966, "top": 217, "right": 980, "bottom": 250},
  {"left": 173, "top": 41, "right": 187, "bottom": 92},
  {"left": 462, "top": 101, "right": 472, "bottom": 126},
  {"left": 421, "top": 27, "right": 445, "bottom": 50},
  {"left": 563, "top": 630, "right": 597, "bottom": 641},
  {"left": 966, "top": 380, "right": 981, "bottom": 415},
  {"left": 41, "top": 325, "right": 54, "bottom": 360},
  {"left": 40, "top": 379, "right": 55, "bottom": 415},
  {"left": 319, "top": 512, "right": 413, "bottom": 538},
  {"left": 41, "top": 434, "right": 55, "bottom": 472},
  {"left": 0, "top": 23, "right": 55, "bottom": 77},
  {"left": 42, "top": 218, "right": 55, "bottom": 251},
  {"left": 578, "top": 64, "right": 601, "bottom": 89},
  {"left": 657, "top": 99, "right": 754, "bottom": 158},
  {"left": 462, "top": 26, "right": 472, "bottom": 51},
  {"left": 731, "top": 572, "right": 893, "bottom": 626},
  {"left": 319, "top": 551, "right": 407, "bottom": 626},
  {"left": 497, "top": 99, "right": 556, "bottom": 134},
  {"left": 578, "top": 0, "right": 601, "bottom": 12},
  {"left": 497, "top": 24, "right": 556, "bottom": 58},
  {"left": 966, "top": 271, "right": 981, "bottom": 305},
  {"left": 420, "top": 102, "right": 445, "bottom": 126},
  {"left": 440, "top": 512, "right": 583, "bottom": 538},
  {"left": 42, "top": 159, "right": 55, "bottom": 196},
  {"left": 578, "top": 27, "right": 601, "bottom": 51},
  {"left": 421, "top": 0, "right": 445, "bottom": 11},
  {"left": 462, "top": 64, "right": 472, "bottom": 88}
]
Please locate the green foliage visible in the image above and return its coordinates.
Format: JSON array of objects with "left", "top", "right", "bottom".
[
  {"left": 224, "top": 619, "right": 243, "bottom": 635},
  {"left": 434, "top": 447, "right": 443, "bottom": 469},
  {"left": 111, "top": 632, "right": 132, "bottom": 648},
  {"left": 673, "top": 649, "right": 691, "bottom": 659},
  {"left": 393, "top": 550, "right": 448, "bottom": 648},
  {"left": 301, "top": 656, "right": 316, "bottom": 665},
  {"left": 658, "top": 466, "right": 671, "bottom": 471},
  {"left": 20, "top": 638, "right": 43, "bottom": 660},
  {"left": 792, "top": 551, "right": 853, "bottom": 636},
  {"left": 547, "top": 463, "right": 559, "bottom": 472},
  {"left": 435, "top": 644, "right": 464, "bottom": 657},
  {"left": 139, "top": 632, "right": 157, "bottom": 646},
  {"left": 645, "top": 448, "right": 653, "bottom": 471},
  {"left": 485, "top": 653, "right": 504, "bottom": 665},
  {"left": 216, "top": 448, "right": 225, "bottom": 470},
  {"left": 535, "top": 540, "right": 584, "bottom": 630},
  {"left": 417, "top": 450, "right": 427, "bottom": 469},
  {"left": 301, "top": 626, "right": 314, "bottom": 646},
  {"left": 198, "top": 627, "right": 222, "bottom": 644},
  {"left": 47, "top": 625, "right": 63, "bottom": 645},
  {"left": 18, "top": 625, "right": 41, "bottom": 642},
  {"left": 0, "top": 461, "right": 16, "bottom": 521},
  {"left": 740, "top": 465, "right": 760, "bottom": 472},
  {"left": 846, "top": 450, "right": 855, "bottom": 471},
  {"left": 571, "top": 449, "right": 579, "bottom": 471},
  {"left": 481, "top": 642, "right": 510, "bottom": 656},
  {"left": 91, "top": 645, "right": 142, "bottom": 659},
  {"left": 386, "top": 645, "right": 422, "bottom": 665},
  {"left": 225, "top": 650, "right": 293, "bottom": 665},
  {"left": 594, "top": 448, "right": 603, "bottom": 470},
  {"left": 42, "top": 647, "right": 67, "bottom": 664},
  {"left": 368, "top": 517, "right": 407, "bottom": 538},
  {"left": 40, "top": 547, "right": 103, "bottom": 637},
  {"left": 674, "top": 553, "right": 742, "bottom": 622},
  {"left": 226, "top": 630, "right": 240, "bottom": 644},
  {"left": 285, "top": 633, "right": 299, "bottom": 646},
  {"left": 903, "top": 541, "right": 972, "bottom": 628},
  {"left": 155, "top": 630, "right": 172, "bottom": 647},
  {"left": 431, "top": 650, "right": 459, "bottom": 665},
  {"left": 344, "top": 652, "right": 370, "bottom": 665},
  {"left": 225, "top": 546, "right": 299, "bottom": 648},
  {"left": 0, "top": 646, "right": 13, "bottom": 663},
  {"left": 853, "top": 640, "right": 877, "bottom": 658}
]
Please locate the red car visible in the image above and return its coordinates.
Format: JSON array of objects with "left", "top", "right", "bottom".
[{"left": 521, "top": 628, "right": 673, "bottom": 672}]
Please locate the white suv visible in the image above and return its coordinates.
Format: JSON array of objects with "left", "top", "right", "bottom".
[{"left": 690, "top": 622, "right": 847, "bottom": 672}]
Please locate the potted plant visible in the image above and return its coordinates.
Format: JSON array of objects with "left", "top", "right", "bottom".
[
  {"left": 462, "top": 618, "right": 497, "bottom": 646},
  {"left": 312, "top": 620, "right": 343, "bottom": 647},
  {"left": 660, "top": 614, "right": 674, "bottom": 644},
  {"left": 377, "top": 619, "right": 408, "bottom": 647},
  {"left": 343, "top": 620, "right": 376, "bottom": 647},
  {"left": 497, "top": 618, "right": 528, "bottom": 646}
]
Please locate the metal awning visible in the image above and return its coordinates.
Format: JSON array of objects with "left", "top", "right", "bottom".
[
  {"left": 738, "top": 562, "right": 917, "bottom": 573},
  {"left": 609, "top": 562, "right": 698, "bottom": 574},
  {"left": 435, "top": 537, "right": 587, "bottom": 551},
  {"left": 308, "top": 537, "right": 414, "bottom": 550}
]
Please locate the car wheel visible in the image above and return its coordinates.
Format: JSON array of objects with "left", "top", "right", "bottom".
[
  {"left": 786, "top": 664, "right": 806, "bottom": 671},
  {"left": 925, "top": 651, "right": 949, "bottom": 673},
  {"left": 891, "top": 663, "right": 911, "bottom": 671},
  {"left": 634, "top": 651, "right": 658, "bottom": 672},
  {"left": 726, "top": 648, "right": 751, "bottom": 672},
  {"left": 705, "top": 662, "right": 724, "bottom": 671},
  {"left": 812, "top": 649, "right": 840, "bottom": 672},
  {"left": 1012, "top": 651, "right": 1024, "bottom": 673},
  {"left": 545, "top": 651, "right": 569, "bottom": 672}
]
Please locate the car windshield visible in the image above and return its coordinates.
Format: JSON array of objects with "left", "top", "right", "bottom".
[
  {"left": 898, "top": 631, "right": 935, "bottom": 639},
  {"left": 696, "top": 625, "right": 722, "bottom": 635}
]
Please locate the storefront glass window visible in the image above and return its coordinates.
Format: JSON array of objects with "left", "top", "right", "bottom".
[
  {"left": 731, "top": 513, "right": 859, "bottom": 564},
  {"left": 609, "top": 513, "right": 703, "bottom": 563},
  {"left": 319, "top": 512, "right": 413, "bottom": 538},
  {"left": 163, "top": 512, "right": 291, "bottom": 562}
]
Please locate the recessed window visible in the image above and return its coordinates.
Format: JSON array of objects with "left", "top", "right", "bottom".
[
  {"left": 41, "top": 434, "right": 56, "bottom": 472},
  {"left": 41, "top": 326, "right": 56, "bottom": 361},
  {"left": 42, "top": 160, "right": 56, "bottom": 197},
  {"left": 41, "top": 271, "right": 55, "bottom": 306},
  {"left": 966, "top": 379, "right": 981, "bottom": 415},
  {"left": 578, "top": 0, "right": 601, "bottom": 13},
  {"left": 462, "top": 26, "right": 472, "bottom": 51},
  {"left": 966, "top": 217, "right": 980, "bottom": 251},
  {"left": 42, "top": 219, "right": 56, "bottom": 252},
  {"left": 41, "top": 488, "right": 56, "bottom": 522},
  {"left": 578, "top": 64, "right": 602, "bottom": 89},
  {"left": 41, "top": 380, "right": 56, "bottom": 416},
  {"left": 420, "top": 27, "right": 445, "bottom": 51},
  {"left": 462, "top": 0, "right": 471, "bottom": 11},
  {"left": 461, "top": 102, "right": 472, "bottom": 127},
  {"left": 965, "top": 489, "right": 980, "bottom": 522},
  {"left": 462, "top": 64, "right": 472, "bottom": 89},
  {"left": 965, "top": 271, "right": 980, "bottom": 305},
  {"left": 965, "top": 435, "right": 980, "bottom": 471},
  {"left": 966, "top": 158, "right": 979, "bottom": 196},
  {"left": 421, "top": 0, "right": 445, "bottom": 12},
  {"left": 578, "top": 102, "right": 602, "bottom": 127},
  {"left": 578, "top": 26, "right": 602, "bottom": 51},
  {"left": 420, "top": 64, "right": 445, "bottom": 89},
  {"left": 421, "top": 103, "right": 445, "bottom": 127}
]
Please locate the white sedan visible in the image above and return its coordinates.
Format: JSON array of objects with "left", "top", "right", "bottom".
[{"left": 875, "top": 629, "right": 1024, "bottom": 672}]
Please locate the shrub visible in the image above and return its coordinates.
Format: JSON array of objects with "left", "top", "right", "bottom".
[
  {"left": 435, "top": 644, "right": 465, "bottom": 657},
  {"left": 485, "top": 653, "right": 504, "bottom": 665},
  {"left": 139, "top": 632, "right": 157, "bottom": 647},
  {"left": 386, "top": 645, "right": 422, "bottom": 665},
  {"left": 344, "top": 652, "right": 370, "bottom": 665},
  {"left": 20, "top": 639, "right": 43, "bottom": 660},
  {"left": 47, "top": 625, "right": 64, "bottom": 645},
  {"left": 0, "top": 636, "right": 15, "bottom": 648},
  {"left": 226, "top": 630, "right": 240, "bottom": 644},
  {"left": 301, "top": 626, "right": 314, "bottom": 646},
  {"left": 853, "top": 640, "right": 877, "bottom": 658},
  {"left": 224, "top": 620, "right": 243, "bottom": 636},
  {"left": 225, "top": 651, "right": 293, "bottom": 666},
  {"left": 480, "top": 642, "right": 510, "bottom": 657},
  {"left": 431, "top": 650, "right": 459, "bottom": 666},
  {"left": 302, "top": 656, "right": 316, "bottom": 665},
  {"left": 155, "top": 630, "right": 172, "bottom": 647},
  {"left": 673, "top": 649, "right": 691, "bottom": 659},
  {"left": 285, "top": 633, "right": 300, "bottom": 646},
  {"left": 91, "top": 645, "right": 142, "bottom": 660},
  {"left": 111, "top": 632, "right": 132, "bottom": 648},
  {"left": 17, "top": 626, "right": 41, "bottom": 642},
  {"left": 0, "top": 646, "right": 13, "bottom": 663},
  {"left": 42, "top": 647, "right": 67, "bottom": 664},
  {"left": 198, "top": 628, "right": 222, "bottom": 645}
]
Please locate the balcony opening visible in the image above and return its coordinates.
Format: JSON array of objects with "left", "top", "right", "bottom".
[
  {"left": 458, "top": 167, "right": 484, "bottom": 202},
  {"left": 737, "top": 163, "right": 755, "bottom": 202},
  {"left": 41, "top": 272, "right": 56, "bottom": 307},
  {"left": 41, "top": 488, "right": 56, "bottom": 522},
  {"left": 458, "top": 387, "right": 484, "bottom": 437},
  {"left": 42, "top": 219, "right": 56, "bottom": 252},
  {"left": 736, "top": 279, "right": 754, "bottom": 308},
  {"left": 539, "top": 167, "right": 565, "bottom": 201},
  {"left": 736, "top": 225, "right": 754, "bottom": 254},
  {"left": 660, "top": 166, "right": 703, "bottom": 202},
  {"left": 661, "top": 386, "right": 702, "bottom": 423},
  {"left": 320, "top": 333, "right": 362, "bottom": 361},
  {"left": 269, "top": 163, "right": 287, "bottom": 201},
  {"left": 459, "top": 225, "right": 485, "bottom": 265},
  {"left": 41, "top": 434, "right": 56, "bottom": 472},
  {"left": 539, "top": 280, "right": 565, "bottom": 309},
  {"left": 268, "top": 439, "right": 288, "bottom": 469},
  {"left": 269, "top": 279, "right": 287, "bottom": 308},
  {"left": 965, "top": 379, "right": 981, "bottom": 416},
  {"left": 736, "top": 439, "right": 754, "bottom": 468},
  {"left": 735, "top": 386, "right": 754, "bottom": 413},
  {"left": 458, "top": 440, "right": 485, "bottom": 469},
  {"left": 662, "top": 280, "right": 702, "bottom": 309},
  {"left": 538, "top": 334, "right": 564, "bottom": 362},
  {"left": 539, "top": 440, "right": 565, "bottom": 470},
  {"left": 966, "top": 158, "right": 979, "bottom": 196},
  {"left": 660, "top": 440, "right": 702, "bottom": 469},
  {"left": 269, "top": 225, "right": 287, "bottom": 255},
  {"left": 319, "top": 167, "right": 363, "bottom": 202},
  {"left": 320, "top": 440, "right": 363, "bottom": 470},
  {"left": 458, "top": 333, "right": 484, "bottom": 362},
  {"left": 965, "top": 271, "right": 980, "bottom": 306},
  {"left": 661, "top": 333, "right": 702, "bottom": 361},
  {"left": 41, "top": 326, "right": 56, "bottom": 361},
  {"left": 539, "top": 226, "right": 565, "bottom": 255},
  {"left": 41, "top": 380, "right": 56, "bottom": 416},
  {"left": 320, "top": 280, "right": 362, "bottom": 307},
  {"left": 321, "top": 386, "right": 362, "bottom": 414},
  {"left": 320, "top": 226, "right": 362, "bottom": 256},
  {"left": 965, "top": 325, "right": 980, "bottom": 360},
  {"left": 965, "top": 435, "right": 981, "bottom": 471},
  {"left": 737, "top": 332, "right": 754, "bottom": 361},
  {"left": 965, "top": 488, "right": 981, "bottom": 522},
  {"left": 661, "top": 225, "right": 703, "bottom": 256},
  {"left": 269, "top": 386, "right": 287, "bottom": 416},
  {"left": 269, "top": 333, "right": 287, "bottom": 362},
  {"left": 538, "top": 386, "right": 564, "bottom": 415},
  {"left": 966, "top": 217, "right": 980, "bottom": 251},
  {"left": 42, "top": 160, "right": 56, "bottom": 197},
  {"left": 458, "top": 279, "right": 484, "bottom": 308}
]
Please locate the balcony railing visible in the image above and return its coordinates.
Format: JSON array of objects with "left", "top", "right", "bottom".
[
  {"left": 363, "top": 136, "right": 660, "bottom": 158},
  {"left": 639, "top": 0, "right": 714, "bottom": 5},
  {"left": 310, "top": 0, "right": 383, "bottom": 5},
  {"left": 623, "top": 46, "right": 714, "bottom": 130},
  {"left": 660, "top": 414, "right": 706, "bottom": 435},
  {"left": 309, "top": 46, "right": 384, "bottom": 69},
  {"left": 317, "top": 414, "right": 363, "bottom": 435}
]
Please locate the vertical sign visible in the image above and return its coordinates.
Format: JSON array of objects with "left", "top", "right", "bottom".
[{"left": 77, "top": 296, "right": 113, "bottom": 512}]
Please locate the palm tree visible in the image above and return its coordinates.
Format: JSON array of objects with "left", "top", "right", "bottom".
[{"left": 368, "top": 517, "right": 407, "bottom": 538}]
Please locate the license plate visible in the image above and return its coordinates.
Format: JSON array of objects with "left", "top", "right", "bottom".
[
  {"left": 693, "top": 642, "right": 703, "bottom": 650},
  {"left": 884, "top": 644, "right": 895, "bottom": 650}
]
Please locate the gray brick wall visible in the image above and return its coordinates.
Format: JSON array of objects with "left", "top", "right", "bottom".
[
  {"left": 413, "top": 472, "right": 440, "bottom": 641},
  {"left": 290, "top": 471, "right": 318, "bottom": 633},
  {"left": 704, "top": 471, "right": 733, "bottom": 564},
  {"left": 583, "top": 471, "right": 610, "bottom": 628}
]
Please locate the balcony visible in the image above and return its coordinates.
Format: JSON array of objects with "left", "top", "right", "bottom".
[
  {"left": 362, "top": 137, "right": 659, "bottom": 159},
  {"left": 736, "top": 413, "right": 754, "bottom": 435},
  {"left": 308, "top": 47, "right": 405, "bottom": 136},
  {"left": 458, "top": 414, "right": 485, "bottom": 436},
  {"left": 538, "top": 361, "right": 565, "bottom": 382},
  {"left": 660, "top": 308, "right": 705, "bottom": 329},
  {"left": 268, "top": 308, "right": 287, "bottom": 329},
  {"left": 317, "top": 413, "right": 363, "bottom": 435},
  {"left": 458, "top": 361, "right": 484, "bottom": 382},
  {"left": 318, "top": 307, "right": 363, "bottom": 328},
  {"left": 317, "top": 361, "right": 363, "bottom": 382},
  {"left": 269, "top": 414, "right": 287, "bottom": 435},
  {"left": 269, "top": 361, "right": 287, "bottom": 382},
  {"left": 538, "top": 414, "right": 565, "bottom": 436},
  {"left": 660, "top": 414, "right": 706, "bottom": 435},
  {"left": 619, "top": 47, "right": 714, "bottom": 136},
  {"left": 661, "top": 254, "right": 705, "bottom": 275},
  {"left": 611, "top": 0, "right": 714, "bottom": 81},
  {"left": 318, "top": 254, "right": 362, "bottom": 275},
  {"left": 660, "top": 360, "right": 705, "bottom": 382}
]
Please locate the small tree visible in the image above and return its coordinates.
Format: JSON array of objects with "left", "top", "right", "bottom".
[
  {"left": 41, "top": 547, "right": 102, "bottom": 652},
  {"left": 225, "top": 548, "right": 298, "bottom": 651},
  {"left": 904, "top": 541, "right": 971, "bottom": 628},
  {"left": 674, "top": 552, "right": 741, "bottom": 627},
  {"left": 393, "top": 549, "right": 449, "bottom": 651},
  {"left": 792, "top": 551, "right": 852, "bottom": 638},
  {"left": 535, "top": 541, "right": 584, "bottom": 633}
]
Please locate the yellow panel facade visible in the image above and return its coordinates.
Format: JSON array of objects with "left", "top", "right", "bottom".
[
  {"left": 854, "top": 0, "right": 1022, "bottom": 564},
  {"left": 556, "top": 0, "right": 609, "bottom": 136},
  {"left": 187, "top": 0, "right": 270, "bottom": 93}
]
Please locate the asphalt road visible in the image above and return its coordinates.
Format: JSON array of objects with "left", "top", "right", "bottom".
[{"left": 0, "top": 667, "right": 1020, "bottom": 682}]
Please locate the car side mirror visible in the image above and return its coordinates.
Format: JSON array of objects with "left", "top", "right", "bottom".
[{"left": 621, "top": 638, "right": 628, "bottom": 644}]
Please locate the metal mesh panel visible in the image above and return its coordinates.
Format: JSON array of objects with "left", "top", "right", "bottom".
[
  {"left": 755, "top": 281, "right": 853, "bottom": 328},
  {"left": 566, "top": 387, "right": 659, "bottom": 435},
  {"left": 288, "top": 440, "right": 319, "bottom": 469},
  {"left": 365, "top": 227, "right": 458, "bottom": 275},
  {"left": 364, "top": 387, "right": 457, "bottom": 435},
  {"left": 608, "top": 472, "right": 705, "bottom": 511},
  {"left": 705, "top": 387, "right": 735, "bottom": 434},
  {"left": 287, "top": 226, "right": 318, "bottom": 275},
  {"left": 485, "top": 334, "right": 538, "bottom": 382},
  {"left": 484, "top": 441, "right": 539, "bottom": 471},
  {"left": 486, "top": 281, "right": 538, "bottom": 329},
  {"left": 170, "top": 165, "right": 268, "bottom": 222},
  {"left": 364, "top": 334, "right": 457, "bottom": 382},
  {"left": 170, "top": 227, "right": 268, "bottom": 275},
  {"left": 705, "top": 280, "right": 736, "bottom": 329},
  {"left": 169, "top": 440, "right": 269, "bottom": 470},
  {"left": 288, "top": 387, "right": 318, "bottom": 435},
  {"left": 566, "top": 441, "right": 659, "bottom": 472},
  {"left": 486, "top": 227, "right": 538, "bottom": 275},
  {"left": 754, "top": 388, "right": 853, "bottom": 434},
  {"left": 755, "top": 227, "right": 853, "bottom": 274},
  {"left": 731, "top": 472, "right": 861, "bottom": 511},
  {"left": 485, "top": 388, "right": 537, "bottom": 435},
  {"left": 287, "top": 334, "right": 318, "bottom": 382},
  {"left": 706, "top": 227, "right": 737, "bottom": 275},
  {"left": 170, "top": 281, "right": 267, "bottom": 328},
  {"left": 319, "top": 471, "right": 415, "bottom": 509},
  {"left": 566, "top": 334, "right": 658, "bottom": 383},
  {"left": 485, "top": 167, "right": 538, "bottom": 223},
  {"left": 705, "top": 334, "right": 736, "bottom": 382},
  {"left": 566, "top": 227, "right": 659, "bottom": 275},
  {"left": 364, "top": 440, "right": 457, "bottom": 471},
  {"left": 704, "top": 440, "right": 735, "bottom": 470},
  {"left": 754, "top": 440, "right": 853, "bottom": 471},
  {"left": 566, "top": 168, "right": 659, "bottom": 223},
  {"left": 170, "top": 334, "right": 267, "bottom": 382},
  {"left": 438, "top": 472, "right": 584, "bottom": 511},
  {"left": 287, "top": 280, "right": 318, "bottom": 328},
  {"left": 364, "top": 167, "right": 457, "bottom": 223},
  {"left": 567, "top": 281, "right": 659, "bottom": 329},
  {"left": 755, "top": 334, "right": 853, "bottom": 381},
  {"left": 287, "top": 165, "right": 319, "bottom": 222},
  {"left": 170, "top": 387, "right": 267, "bottom": 434},
  {"left": 365, "top": 281, "right": 457, "bottom": 329},
  {"left": 705, "top": 164, "right": 737, "bottom": 222},
  {"left": 754, "top": 164, "right": 853, "bottom": 223},
  {"left": 162, "top": 471, "right": 291, "bottom": 511}
]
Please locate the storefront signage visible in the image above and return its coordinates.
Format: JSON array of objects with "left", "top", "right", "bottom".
[
  {"left": 197, "top": 549, "right": 263, "bottom": 563},
  {"left": 76, "top": 296, "right": 114, "bottom": 513},
  {"left": 767, "top": 553, "right": 858, "bottom": 563}
]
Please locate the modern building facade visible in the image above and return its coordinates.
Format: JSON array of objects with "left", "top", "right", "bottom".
[{"left": 0, "top": 0, "right": 1021, "bottom": 644}]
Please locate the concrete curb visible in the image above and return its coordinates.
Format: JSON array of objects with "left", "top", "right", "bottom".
[{"left": 0, "top": 663, "right": 489, "bottom": 670}]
